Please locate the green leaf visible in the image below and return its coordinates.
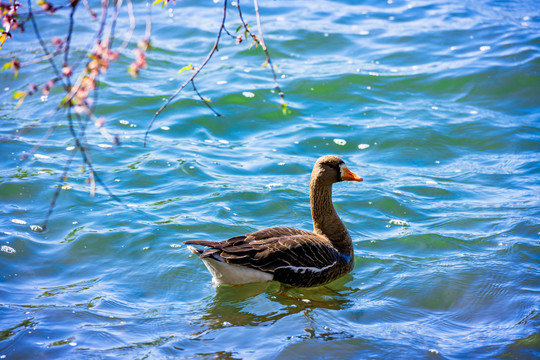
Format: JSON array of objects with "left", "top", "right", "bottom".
[
  {"left": 177, "top": 64, "right": 193, "bottom": 74},
  {"left": 282, "top": 102, "right": 289, "bottom": 116},
  {"left": 13, "top": 90, "right": 27, "bottom": 108},
  {"left": 13, "top": 90, "right": 26, "bottom": 100},
  {"left": 0, "top": 34, "right": 6, "bottom": 51},
  {"left": 0, "top": 62, "right": 12, "bottom": 72}
]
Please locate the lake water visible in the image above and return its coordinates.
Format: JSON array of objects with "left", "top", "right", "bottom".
[{"left": 1, "top": 0, "right": 539, "bottom": 358}]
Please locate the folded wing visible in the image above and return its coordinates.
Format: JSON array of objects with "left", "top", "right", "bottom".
[{"left": 185, "top": 226, "right": 345, "bottom": 287}]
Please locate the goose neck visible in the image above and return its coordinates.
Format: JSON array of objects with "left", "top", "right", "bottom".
[{"left": 309, "top": 180, "right": 352, "bottom": 253}]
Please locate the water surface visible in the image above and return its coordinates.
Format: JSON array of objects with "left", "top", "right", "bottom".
[{"left": 1, "top": 0, "right": 539, "bottom": 358}]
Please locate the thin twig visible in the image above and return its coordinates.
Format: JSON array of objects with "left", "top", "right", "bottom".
[
  {"left": 42, "top": 110, "right": 84, "bottom": 230},
  {"left": 41, "top": 0, "right": 127, "bottom": 228},
  {"left": 191, "top": 80, "right": 223, "bottom": 117},
  {"left": 118, "top": 0, "right": 135, "bottom": 51},
  {"left": 81, "top": 0, "right": 98, "bottom": 18},
  {"left": 144, "top": 0, "right": 152, "bottom": 41},
  {"left": 26, "top": 0, "right": 63, "bottom": 83},
  {"left": 20, "top": 52, "right": 61, "bottom": 67},
  {"left": 239, "top": 0, "right": 284, "bottom": 105},
  {"left": 16, "top": 1, "right": 71, "bottom": 21},
  {"left": 21, "top": 125, "right": 57, "bottom": 161},
  {"left": 64, "top": 0, "right": 78, "bottom": 68},
  {"left": 68, "top": 113, "right": 127, "bottom": 206},
  {"left": 252, "top": 0, "right": 284, "bottom": 103},
  {"left": 108, "top": 0, "right": 123, "bottom": 48},
  {"left": 19, "top": 102, "right": 68, "bottom": 162},
  {"left": 41, "top": 147, "right": 77, "bottom": 230},
  {"left": 70, "top": 0, "right": 109, "bottom": 73},
  {"left": 144, "top": 0, "right": 229, "bottom": 147},
  {"left": 222, "top": 25, "right": 237, "bottom": 39},
  {"left": 95, "top": 0, "right": 109, "bottom": 43}
]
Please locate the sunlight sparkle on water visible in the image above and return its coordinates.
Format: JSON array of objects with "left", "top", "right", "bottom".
[
  {"left": 34, "top": 154, "right": 51, "bottom": 160},
  {"left": 389, "top": 219, "right": 410, "bottom": 227},
  {"left": 30, "top": 225, "right": 44, "bottom": 232},
  {"left": 1, "top": 0, "right": 538, "bottom": 358},
  {"left": 1, "top": 246, "right": 16, "bottom": 254}
]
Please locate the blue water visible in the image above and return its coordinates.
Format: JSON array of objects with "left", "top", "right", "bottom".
[{"left": 1, "top": 0, "right": 539, "bottom": 358}]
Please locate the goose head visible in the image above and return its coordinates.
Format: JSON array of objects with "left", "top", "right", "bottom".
[{"left": 311, "top": 155, "right": 363, "bottom": 186}]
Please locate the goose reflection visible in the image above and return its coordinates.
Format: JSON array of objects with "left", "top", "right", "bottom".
[{"left": 195, "top": 275, "right": 357, "bottom": 330}]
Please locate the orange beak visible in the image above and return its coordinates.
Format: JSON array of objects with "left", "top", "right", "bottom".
[{"left": 341, "top": 166, "right": 363, "bottom": 182}]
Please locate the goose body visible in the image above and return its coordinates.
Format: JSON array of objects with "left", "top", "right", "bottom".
[{"left": 184, "top": 155, "right": 362, "bottom": 287}]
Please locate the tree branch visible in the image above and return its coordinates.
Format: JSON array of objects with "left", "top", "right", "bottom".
[
  {"left": 144, "top": 0, "right": 229, "bottom": 147},
  {"left": 249, "top": 0, "right": 284, "bottom": 105},
  {"left": 191, "top": 80, "right": 223, "bottom": 117}
]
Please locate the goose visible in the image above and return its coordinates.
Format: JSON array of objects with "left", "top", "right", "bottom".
[{"left": 184, "top": 155, "right": 362, "bottom": 287}]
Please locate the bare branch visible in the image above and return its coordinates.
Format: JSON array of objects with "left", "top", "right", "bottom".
[
  {"left": 144, "top": 0, "right": 229, "bottom": 147},
  {"left": 250, "top": 0, "right": 285, "bottom": 105},
  {"left": 81, "top": 0, "right": 98, "bottom": 18},
  {"left": 191, "top": 80, "right": 223, "bottom": 117},
  {"left": 235, "top": 0, "right": 285, "bottom": 111},
  {"left": 8, "top": 0, "right": 286, "bottom": 227},
  {"left": 41, "top": 147, "right": 77, "bottom": 230},
  {"left": 21, "top": 126, "right": 57, "bottom": 161},
  {"left": 64, "top": 0, "right": 78, "bottom": 68},
  {"left": 26, "top": 0, "right": 63, "bottom": 82},
  {"left": 144, "top": 0, "right": 152, "bottom": 41},
  {"left": 118, "top": 0, "right": 135, "bottom": 51}
]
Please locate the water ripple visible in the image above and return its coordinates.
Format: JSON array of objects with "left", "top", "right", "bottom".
[{"left": 1, "top": 0, "right": 539, "bottom": 358}]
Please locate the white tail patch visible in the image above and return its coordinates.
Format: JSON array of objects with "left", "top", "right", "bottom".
[{"left": 196, "top": 256, "right": 273, "bottom": 286}]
